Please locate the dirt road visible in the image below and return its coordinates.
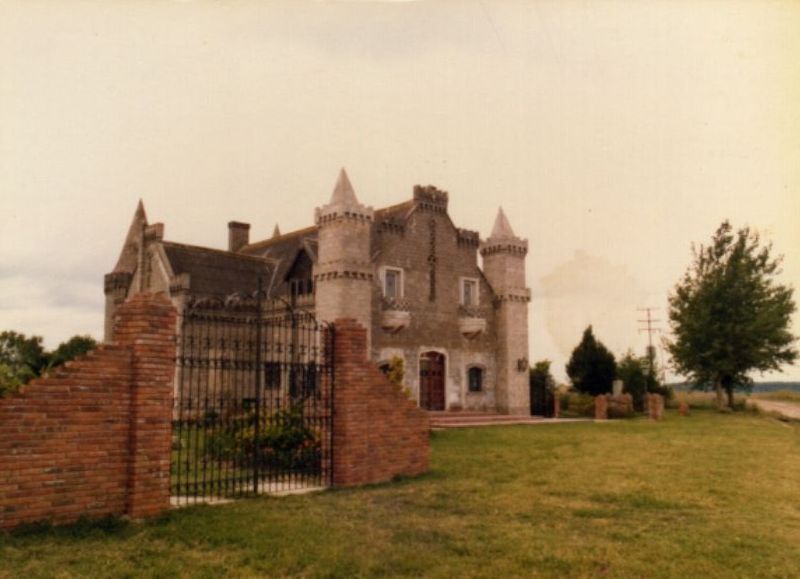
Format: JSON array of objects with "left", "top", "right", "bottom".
[{"left": 747, "top": 399, "right": 800, "bottom": 420}]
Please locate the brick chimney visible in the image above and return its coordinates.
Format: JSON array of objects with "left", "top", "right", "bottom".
[{"left": 228, "top": 221, "right": 250, "bottom": 252}]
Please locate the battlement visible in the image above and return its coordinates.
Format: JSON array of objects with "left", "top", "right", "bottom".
[
  {"left": 104, "top": 271, "right": 132, "bottom": 294},
  {"left": 413, "top": 185, "right": 449, "bottom": 213},
  {"left": 457, "top": 228, "right": 480, "bottom": 248}
]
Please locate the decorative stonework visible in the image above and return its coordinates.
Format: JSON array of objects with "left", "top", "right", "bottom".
[
  {"left": 378, "top": 216, "right": 405, "bottom": 234},
  {"left": 381, "top": 297, "right": 411, "bottom": 333},
  {"left": 428, "top": 219, "right": 437, "bottom": 302},
  {"left": 104, "top": 271, "right": 132, "bottom": 293},
  {"left": 458, "top": 316, "right": 487, "bottom": 339},
  {"left": 315, "top": 168, "right": 374, "bottom": 224},
  {"left": 315, "top": 269, "right": 374, "bottom": 282},
  {"left": 413, "top": 185, "right": 448, "bottom": 213},
  {"left": 493, "top": 289, "right": 532, "bottom": 304},
  {"left": 457, "top": 228, "right": 480, "bottom": 248}
]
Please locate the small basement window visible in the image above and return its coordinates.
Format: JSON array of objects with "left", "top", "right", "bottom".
[{"left": 468, "top": 366, "right": 483, "bottom": 392}]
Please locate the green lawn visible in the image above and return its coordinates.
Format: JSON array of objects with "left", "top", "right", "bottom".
[{"left": 2, "top": 411, "right": 799, "bottom": 578}]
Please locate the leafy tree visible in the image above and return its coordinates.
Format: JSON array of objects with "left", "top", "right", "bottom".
[
  {"left": 617, "top": 351, "right": 648, "bottom": 411},
  {"left": 566, "top": 326, "right": 617, "bottom": 396},
  {"left": 529, "top": 359, "right": 556, "bottom": 417},
  {"left": 49, "top": 335, "right": 97, "bottom": 368},
  {"left": 0, "top": 331, "right": 48, "bottom": 384},
  {"left": 386, "top": 356, "right": 405, "bottom": 388},
  {"left": 667, "top": 221, "right": 797, "bottom": 408},
  {"left": 529, "top": 360, "right": 556, "bottom": 393},
  {"left": 0, "top": 331, "right": 98, "bottom": 397}
]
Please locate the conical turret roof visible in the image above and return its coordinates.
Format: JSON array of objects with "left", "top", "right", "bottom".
[
  {"left": 113, "top": 199, "right": 148, "bottom": 272},
  {"left": 272, "top": 224, "right": 281, "bottom": 238},
  {"left": 490, "top": 206, "right": 516, "bottom": 239},
  {"left": 328, "top": 167, "right": 359, "bottom": 206},
  {"left": 316, "top": 167, "right": 373, "bottom": 223}
]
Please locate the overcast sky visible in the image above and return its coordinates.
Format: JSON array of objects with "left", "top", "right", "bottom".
[{"left": 1, "top": 0, "right": 798, "bottom": 382}]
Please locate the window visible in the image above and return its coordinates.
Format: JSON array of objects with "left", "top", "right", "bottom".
[
  {"left": 378, "top": 362, "right": 391, "bottom": 376},
  {"left": 468, "top": 366, "right": 483, "bottom": 392},
  {"left": 290, "top": 278, "right": 314, "bottom": 297},
  {"left": 289, "top": 363, "right": 318, "bottom": 399},
  {"left": 461, "top": 278, "right": 479, "bottom": 307},
  {"left": 265, "top": 362, "right": 281, "bottom": 389},
  {"left": 382, "top": 267, "right": 403, "bottom": 299}
]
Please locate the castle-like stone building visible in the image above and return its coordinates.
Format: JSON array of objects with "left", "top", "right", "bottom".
[{"left": 105, "top": 169, "right": 531, "bottom": 415}]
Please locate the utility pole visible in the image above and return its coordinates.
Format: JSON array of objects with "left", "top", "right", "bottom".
[{"left": 637, "top": 307, "right": 661, "bottom": 380}]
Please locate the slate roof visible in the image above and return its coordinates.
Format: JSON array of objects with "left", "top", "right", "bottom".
[
  {"left": 162, "top": 242, "right": 275, "bottom": 297},
  {"left": 239, "top": 227, "right": 319, "bottom": 294}
]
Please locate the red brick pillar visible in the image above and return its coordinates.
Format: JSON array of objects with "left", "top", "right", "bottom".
[
  {"left": 331, "top": 319, "right": 370, "bottom": 486},
  {"left": 595, "top": 394, "right": 608, "bottom": 420},
  {"left": 113, "top": 293, "right": 177, "bottom": 519}
]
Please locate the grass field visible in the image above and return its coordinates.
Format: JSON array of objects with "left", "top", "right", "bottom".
[{"left": 2, "top": 410, "right": 799, "bottom": 578}]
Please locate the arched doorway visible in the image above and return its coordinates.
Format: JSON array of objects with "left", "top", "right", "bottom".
[{"left": 419, "top": 352, "right": 445, "bottom": 411}]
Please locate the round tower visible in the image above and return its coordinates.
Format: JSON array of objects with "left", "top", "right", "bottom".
[
  {"left": 314, "top": 168, "right": 375, "bottom": 350},
  {"left": 480, "top": 208, "right": 531, "bottom": 415}
]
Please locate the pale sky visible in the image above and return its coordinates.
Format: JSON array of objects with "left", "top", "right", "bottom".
[{"left": 1, "top": 0, "right": 798, "bottom": 383}]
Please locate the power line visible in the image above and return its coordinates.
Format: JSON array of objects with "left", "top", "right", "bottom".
[{"left": 637, "top": 307, "right": 661, "bottom": 377}]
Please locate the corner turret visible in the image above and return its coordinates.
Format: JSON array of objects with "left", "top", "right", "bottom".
[
  {"left": 480, "top": 207, "right": 531, "bottom": 415},
  {"left": 314, "top": 168, "right": 375, "bottom": 351}
]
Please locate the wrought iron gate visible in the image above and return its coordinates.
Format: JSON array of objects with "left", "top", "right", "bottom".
[
  {"left": 171, "top": 292, "right": 334, "bottom": 504},
  {"left": 530, "top": 379, "right": 555, "bottom": 417}
]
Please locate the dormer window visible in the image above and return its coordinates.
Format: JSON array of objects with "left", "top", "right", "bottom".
[
  {"left": 460, "top": 277, "right": 479, "bottom": 307},
  {"left": 381, "top": 267, "right": 404, "bottom": 300}
]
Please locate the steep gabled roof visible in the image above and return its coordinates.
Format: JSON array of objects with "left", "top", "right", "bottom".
[
  {"left": 375, "top": 200, "right": 415, "bottom": 221},
  {"left": 162, "top": 241, "right": 275, "bottom": 297},
  {"left": 240, "top": 226, "right": 319, "bottom": 290}
]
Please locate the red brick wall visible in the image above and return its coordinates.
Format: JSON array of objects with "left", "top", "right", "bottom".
[
  {"left": 0, "top": 293, "right": 176, "bottom": 530},
  {"left": 332, "top": 319, "right": 430, "bottom": 487}
]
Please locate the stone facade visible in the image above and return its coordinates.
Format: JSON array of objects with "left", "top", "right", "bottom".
[{"left": 105, "top": 169, "right": 532, "bottom": 415}]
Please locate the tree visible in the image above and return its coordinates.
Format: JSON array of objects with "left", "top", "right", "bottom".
[
  {"left": 0, "top": 331, "right": 98, "bottom": 397},
  {"left": 386, "top": 356, "right": 405, "bottom": 388},
  {"left": 617, "top": 351, "right": 648, "bottom": 411},
  {"left": 667, "top": 221, "right": 797, "bottom": 408},
  {"left": 529, "top": 360, "right": 556, "bottom": 416},
  {"left": 530, "top": 360, "right": 556, "bottom": 392},
  {"left": 0, "top": 331, "right": 48, "bottom": 384},
  {"left": 49, "top": 335, "right": 97, "bottom": 368},
  {"left": 566, "top": 326, "right": 617, "bottom": 396}
]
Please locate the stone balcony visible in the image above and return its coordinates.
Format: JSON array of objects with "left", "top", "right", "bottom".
[
  {"left": 381, "top": 297, "right": 411, "bottom": 333},
  {"left": 458, "top": 305, "right": 487, "bottom": 339}
]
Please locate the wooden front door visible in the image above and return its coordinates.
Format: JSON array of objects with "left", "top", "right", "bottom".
[{"left": 420, "top": 352, "right": 445, "bottom": 411}]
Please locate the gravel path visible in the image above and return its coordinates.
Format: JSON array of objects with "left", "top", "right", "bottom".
[{"left": 747, "top": 399, "right": 800, "bottom": 420}]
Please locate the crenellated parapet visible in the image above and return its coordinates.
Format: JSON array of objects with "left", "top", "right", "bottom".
[
  {"left": 479, "top": 207, "right": 528, "bottom": 258},
  {"left": 315, "top": 168, "right": 374, "bottom": 225},
  {"left": 493, "top": 289, "right": 531, "bottom": 304},
  {"left": 457, "top": 228, "right": 480, "bottom": 248},
  {"left": 413, "top": 185, "right": 448, "bottom": 213},
  {"left": 378, "top": 215, "right": 405, "bottom": 235},
  {"left": 479, "top": 239, "right": 528, "bottom": 257},
  {"left": 104, "top": 271, "right": 132, "bottom": 295},
  {"left": 315, "top": 269, "right": 373, "bottom": 282}
]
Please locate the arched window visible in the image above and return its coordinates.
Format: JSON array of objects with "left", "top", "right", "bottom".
[{"left": 468, "top": 366, "right": 483, "bottom": 392}]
